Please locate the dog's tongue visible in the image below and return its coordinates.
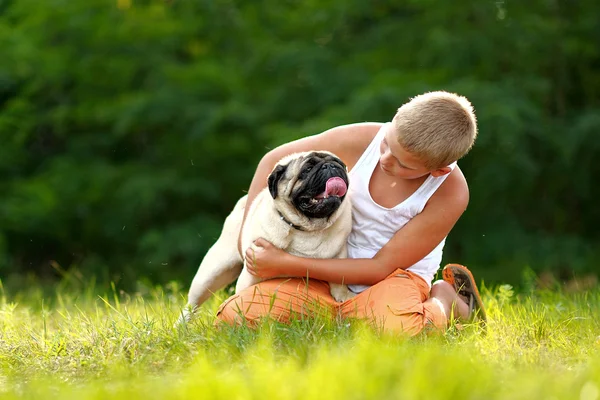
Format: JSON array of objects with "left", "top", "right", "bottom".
[{"left": 318, "top": 177, "right": 347, "bottom": 198}]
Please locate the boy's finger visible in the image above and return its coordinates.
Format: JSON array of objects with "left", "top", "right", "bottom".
[{"left": 254, "top": 237, "right": 271, "bottom": 248}]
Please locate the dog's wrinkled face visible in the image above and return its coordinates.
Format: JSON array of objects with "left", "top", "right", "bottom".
[{"left": 268, "top": 151, "right": 349, "bottom": 221}]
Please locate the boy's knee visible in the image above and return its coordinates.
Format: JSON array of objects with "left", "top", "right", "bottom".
[
  {"left": 214, "top": 295, "right": 243, "bottom": 326},
  {"left": 431, "top": 279, "right": 454, "bottom": 294}
]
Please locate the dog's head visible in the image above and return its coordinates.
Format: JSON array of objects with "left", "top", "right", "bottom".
[{"left": 267, "top": 151, "right": 350, "bottom": 230}]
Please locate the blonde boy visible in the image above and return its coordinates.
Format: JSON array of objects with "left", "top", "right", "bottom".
[{"left": 217, "top": 91, "right": 485, "bottom": 336}]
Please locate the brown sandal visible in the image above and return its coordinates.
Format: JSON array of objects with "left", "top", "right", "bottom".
[{"left": 442, "top": 264, "right": 487, "bottom": 325}]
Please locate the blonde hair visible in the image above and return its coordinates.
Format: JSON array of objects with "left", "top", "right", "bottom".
[{"left": 393, "top": 91, "right": 478, "bottom": 170}]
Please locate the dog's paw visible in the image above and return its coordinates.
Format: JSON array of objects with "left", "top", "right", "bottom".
[
  {"left": 174, "top": 305, "right": 195, "bottom": 328},
  {"left": 329, "top": 283, "right": 356, "bottom": 303}
]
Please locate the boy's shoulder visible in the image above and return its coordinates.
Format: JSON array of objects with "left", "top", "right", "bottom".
[
  {"left": 326, "top": 122, "right": 382, "bottom": 170},
  {"left": 332, "top": 122, "right": 384, "bottom": 138},
  {"left": 429, "top": 165, "right": 470, "bottom": 211}
]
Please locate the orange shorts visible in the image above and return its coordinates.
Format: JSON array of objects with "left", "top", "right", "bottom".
[{"left": 216, "top": 268, "right": 447, "bottom": 336}]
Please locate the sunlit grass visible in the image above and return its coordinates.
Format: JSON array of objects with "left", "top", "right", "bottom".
[{"left": 0, "top": 280, "right": 599, "bottom": 399}]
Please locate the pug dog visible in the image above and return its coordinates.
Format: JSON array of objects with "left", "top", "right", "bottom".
[{"left": 179, "top": 151, "right": 355, "bottom": 323}]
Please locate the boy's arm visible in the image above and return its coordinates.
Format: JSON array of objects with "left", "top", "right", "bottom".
[
  {"left": 236, "top": 123, "right": 381, "bottom": 255},
  {"left": 247, "top": 167, "right": 470, "bottom": 284}
]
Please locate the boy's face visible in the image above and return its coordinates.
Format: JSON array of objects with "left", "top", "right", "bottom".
[{"left": 379, "top": 126, "right": 451, "bottom": 179}]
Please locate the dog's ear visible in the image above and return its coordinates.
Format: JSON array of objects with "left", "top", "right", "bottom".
[{"left": 268, "top": 164, "right": 288, "bottom": 199}]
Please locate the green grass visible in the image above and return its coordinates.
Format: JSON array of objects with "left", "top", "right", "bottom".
[{"left": 0, "top": 280, "right": 599, "bottom": 400}]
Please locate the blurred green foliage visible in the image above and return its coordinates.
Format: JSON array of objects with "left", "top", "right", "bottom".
[{"left": 0, "top": 0, "right": 598, "bottom": 287}]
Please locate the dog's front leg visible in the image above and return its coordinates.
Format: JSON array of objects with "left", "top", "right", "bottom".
[
  {"left": 235, "top": 241, "right": 263, "bottom": 293},
  {"left": 235, "top": 229, "right": 292, "bottom": 293},
  {"left": 328, "top": 245, "right": 356, "bottom": 303}
]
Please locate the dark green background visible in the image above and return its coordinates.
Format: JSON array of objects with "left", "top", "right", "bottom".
[{"left": 1, "top": 0, "right": 598, "bottom": 289}]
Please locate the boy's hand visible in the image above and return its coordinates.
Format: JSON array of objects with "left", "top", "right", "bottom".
[{"left": 245, "top": 238, "right": 287, "bottom": 279}]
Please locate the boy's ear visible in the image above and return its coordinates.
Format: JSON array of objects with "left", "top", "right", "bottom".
[{"left": 430, "top": 167, "right": 452, "bottom": 177}]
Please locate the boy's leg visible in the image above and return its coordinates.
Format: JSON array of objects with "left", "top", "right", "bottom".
[
  {"left": 216, "top": 278, "right": 336, "bottom": 326},
  {"left": 339, "top": 269, "right": 448, "bottom": 336},
  {"left": 339, "top": 266, "right": 484, "bottom": 336},
  {"left": 441, "top": 263, "right": 487, "bottom": 323},
  {"left": 428, "top": 280, "right": 470, "bottom": 321}
]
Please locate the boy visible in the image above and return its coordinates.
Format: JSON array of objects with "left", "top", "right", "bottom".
[{"left": 217, "top": 91, "right": 485, "bottom": 336}]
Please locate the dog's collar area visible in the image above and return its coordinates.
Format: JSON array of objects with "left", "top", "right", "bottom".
[{"left": 278, "top": 211, "right": 305, "bottom": 231}]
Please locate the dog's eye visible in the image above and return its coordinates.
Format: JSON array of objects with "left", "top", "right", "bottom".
[{"left": 305, "top": 166, "right": 312, "bottom": 172}]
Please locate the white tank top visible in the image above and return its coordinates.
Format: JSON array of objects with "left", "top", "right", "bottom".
[{"left": 346, "top": 123, "right": 456, "bottom": 293}]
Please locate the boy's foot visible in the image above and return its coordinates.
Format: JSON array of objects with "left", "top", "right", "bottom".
[{"left": 442, "top": 264, "right": 487, "bottom": 325}]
